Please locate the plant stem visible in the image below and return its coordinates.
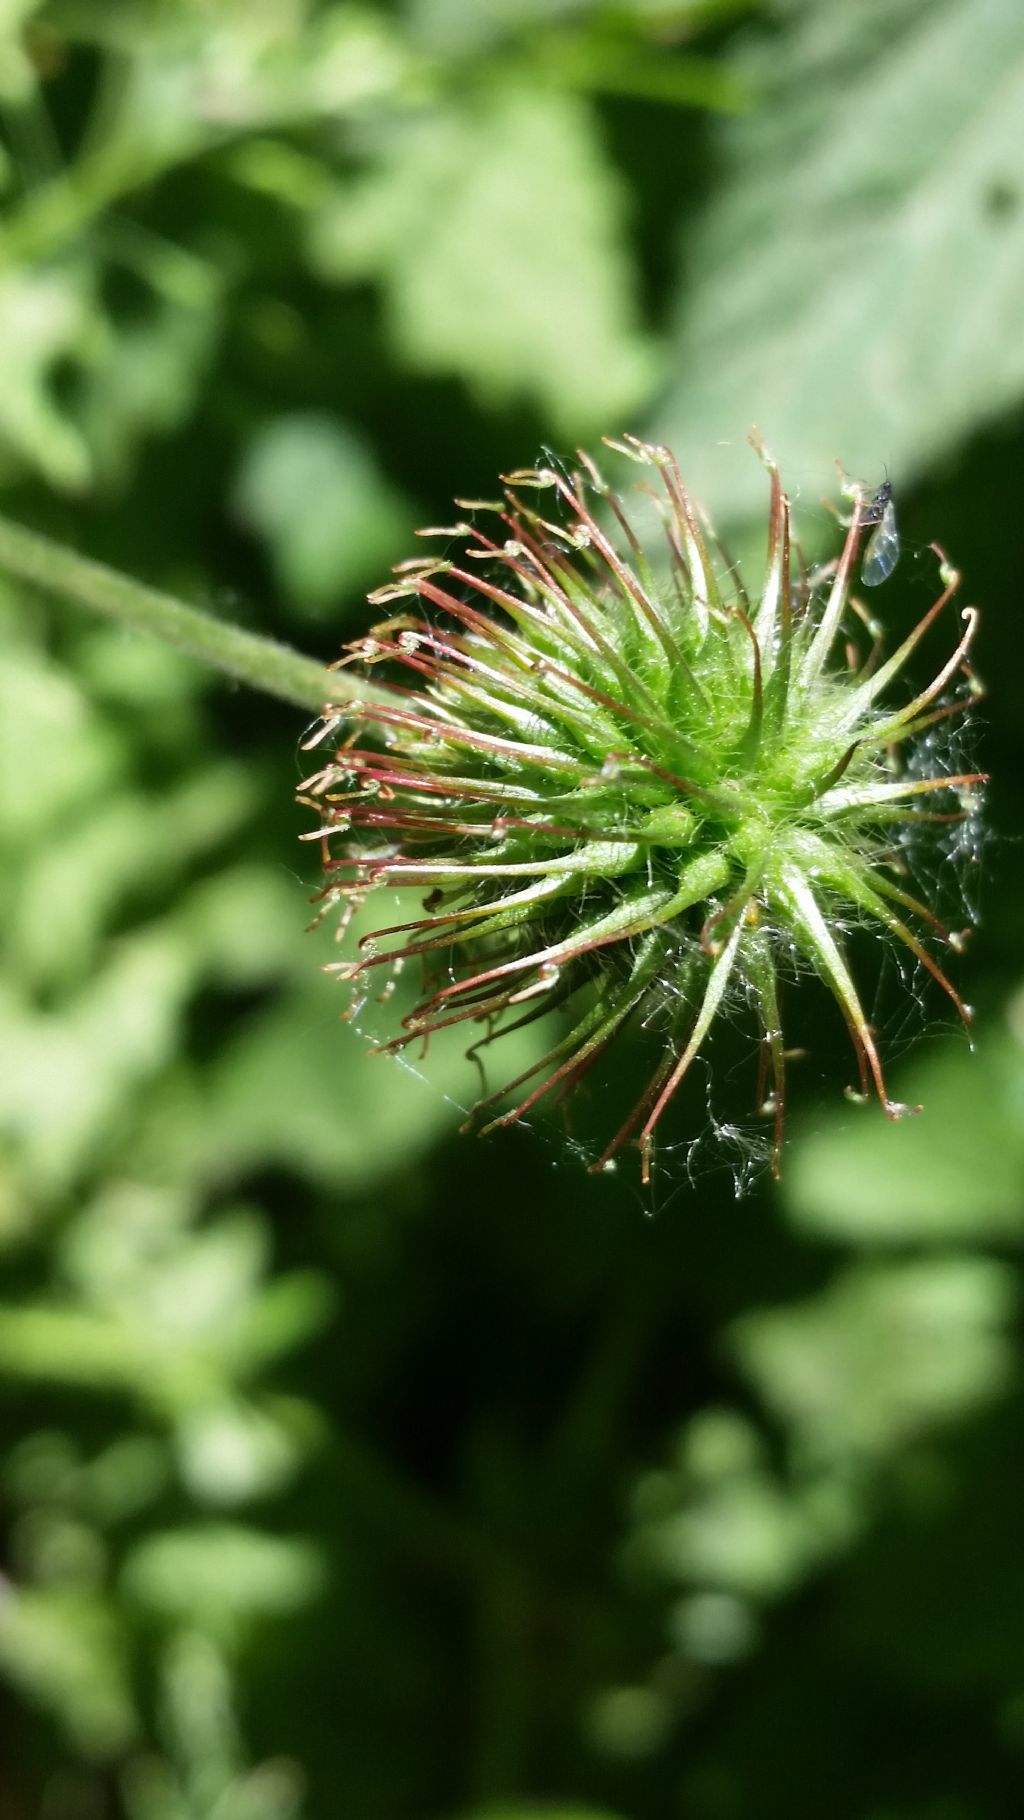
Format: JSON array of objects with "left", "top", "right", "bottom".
[{"left": 0, "top": 514, "right": 395, "bottom": 714}]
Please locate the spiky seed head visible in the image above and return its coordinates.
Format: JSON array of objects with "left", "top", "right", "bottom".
[{"left": 299, "top": 437, "right": 984, "bottom": 1181}]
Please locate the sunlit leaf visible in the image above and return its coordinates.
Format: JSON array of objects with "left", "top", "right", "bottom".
[
  {"left": 657, "top": 0, "right": 1024, "bottom": 522},
  {"left": 309, "top": 84, "right": 656, "bottom": 433},
  {"left": 786, "top": 1024, "right": 1024, "bottom": 1244}
]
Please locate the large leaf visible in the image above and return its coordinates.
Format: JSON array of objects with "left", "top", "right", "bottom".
[
  {"left": 309, "top": 83, "right": 656, "bottom": 434},
  {"left": 657, "top": 0, "right": 1024, "bottom": 524}
]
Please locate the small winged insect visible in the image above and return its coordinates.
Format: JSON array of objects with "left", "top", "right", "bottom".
[{"left": 859, "top": 479, "right": 900, "bottom": 588}]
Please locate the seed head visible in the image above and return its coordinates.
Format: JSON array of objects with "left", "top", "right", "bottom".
[{"left": 299, "top": 437, "right": 983, "bottom": 1181}]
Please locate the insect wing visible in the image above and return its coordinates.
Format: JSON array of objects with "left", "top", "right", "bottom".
[{"left": 861, "top": 497, "right": 899, "bottom": 587}]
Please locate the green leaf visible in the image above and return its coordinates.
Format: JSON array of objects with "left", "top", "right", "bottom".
[
  {"left": 0, "top": 1588, "right": 135, "bottom": 1756},
  {"left": 626, "top": 1407, "right": 856, "bottom": 1602},
  {"left": 0, "top": 638, "right": 122, "bottom": 838},
  {"left": 0, "top": 1190, "right": 330, "bottom": 1420},
  {"left": 0, "top": 266, "right": 96, "bottom": 489},
  {"left": 78, "top": 275, "right": 224, "bottom": 489},
  {"left": 785, "top": 1024, "right": 1024, "bottom": 1245},
  {"left": 233, "top": 414, "right": 413, "bottom": 615},
  {"left": 730, "top": 1257, "right": 1017, "bottom": 1463},
  {"left": 9, "top": 763, "right": 258, "bottom": 989},
  {"left": 123, "top": 1631, "right": 305, "bottom": 1820},
  {"left": 0, "top": 932, "right": 194, "bottom": 1198},
  {"left": 0, "top": 1304, "right": 161, "bottom": 1391},
  {"left": 59, "top": 1196, "right": 332, "bottom": 1392},
  {"left": 657, "top": 0, "right": 1024, "bottom": 522},
  {"left": 189, "top": 967, "right": 554, "bottom": 1193},
  {"left": 180, "top": 866, "right": 304, "bottom": 988},
  {"left": 0, "top": 0, "right": 46, "bottom": 103},
  {"left": 174, "top": 1397, "right": 309, "bottom": 1507},
  {"left": 309, "top": 83, "right": 656, "bottom": 434},
  {"left": 122, "top": 1524, "right": 325, "bottom": 1626}
]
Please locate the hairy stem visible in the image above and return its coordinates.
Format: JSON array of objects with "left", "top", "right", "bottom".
[{"left": 0, "top": 514, "right": 394, "bottom": 714}]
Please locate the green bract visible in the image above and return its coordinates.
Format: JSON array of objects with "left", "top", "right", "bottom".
[{"left": 300, "top": 438, "right": 983, "bottom": 1179}]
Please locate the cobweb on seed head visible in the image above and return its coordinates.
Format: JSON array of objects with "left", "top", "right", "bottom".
[
  {"left": 862, "top": 657, "right": 989, "bottom": 1071},
  {"left": 323, "top": 876, "right": 775, "bottom": 1213},
  {"left": 303, "top": 467, "right": 989, "bottom": 1213}
]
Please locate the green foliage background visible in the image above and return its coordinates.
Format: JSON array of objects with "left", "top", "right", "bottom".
[{"left": 1, "top": 1, "right": 1024, "bottom": 1816}]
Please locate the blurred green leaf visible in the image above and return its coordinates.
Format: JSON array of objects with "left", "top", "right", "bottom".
[
  {"left": 180, "top": 865, "right": 305, "bottom": 987},
  {"left": 0, "top": 0, "right": 44, "bottom": 102},
  {"left": 9, "top": 761, "right": 258, "bottom": 988},
  {"left": 0, "top": 266, "right": 96, "bottom": 488},
  {"left": 0, "top": 633, "right": 122, "bottom": 837},
  {"left": 0, "top": 933, "right": 194, "bottom": 1197},
  {"left": 11, "top": 1507, "right": 107, "bottom": 1590},
  {"left": 126, "top": 1753, "right": 304, "bottom": 1820},
  {"left": 63, "top": 1197, "right": 269, "bottom": 1328},
  {"left": 731, "top": 1257, "right": 1017, "bottom": 1464},
  {"left": 0, "top": 1587, "right": 135, "bottom": 1756},
  {"left": 404, "top": 0, "right": 753, "bottom": 55},
  {"left": 657, "top": 0, "right": 1024, "bottom": 521},
  {"left": 124, "top": 1631, "right": 305, "bottom": 1820},
  {"left": 627, "top": 1252, "right": 1018, "bottom": 1636},
  {"left": 78, "top": 274, "right": 224, "bottom": 489},
  {"left": 0, "top": 1302, "right": 171, "bottom": 1392},
  {"left": 586, "top": 1681, "right": 676, "bottom": 1757},
  {"left": 310, "top": 83, "right": 656, "bottom": 434},
  {"left": 233, "top": 414, "right": 413, "bottom": 614},
  {"left": 122, "top": 1525, "right": 325, "bottom": 1627},
  {"left": 6, "top": 1429, "right": 168, "bottom": 1525},
  {"left": 188, "top": 964, "right": 553, "bottom": 1191},
  {"left": 174, "top": 1397, "right": 310, "bottom": 1507},
  {"left": 81, "top": 1437, "right": 172, "bottom": 1524},
  {"left": 627, "top": 1407, "right": 857, "bottom": 1602},
  {"left": 540, "top": 29, "right": 747, "bottom": 111},
  {"left": 786, "top": 1021, "right": 1024, "bottom": 1245},
  {"left": 0, "top": 1197, "right": 330, "bottom": 1417},
  {"left": 72, "top": 623, "right": 206, "bottom": 718}
]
